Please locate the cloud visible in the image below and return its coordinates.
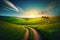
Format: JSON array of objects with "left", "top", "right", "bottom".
[
  {"left": 45, "top": 0, "right": 56, "bottom": 12},
  {"left": 0, "top": 4, "right": 15, "bottom": 11},
  {"left": 4, "top": 0, "right": 19, "bottom": 12}
]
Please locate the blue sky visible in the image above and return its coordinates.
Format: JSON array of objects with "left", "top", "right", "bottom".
[{"left": 0, "top": 0, "right": 60, "bottom": 16}]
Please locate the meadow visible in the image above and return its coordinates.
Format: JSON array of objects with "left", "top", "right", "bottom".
[{"left": 0, "top": 16, "right": 60, "bottom": 40}]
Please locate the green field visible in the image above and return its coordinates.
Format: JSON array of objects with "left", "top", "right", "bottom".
[
  {"left": 0, "top": 16, "right": 60, "bottom": 25},
  {"left": 0, "top": 21, "right": 26, "bottom": 40},
  {"left": 0, "top": 16, "right": 60, "bottom": 40}
]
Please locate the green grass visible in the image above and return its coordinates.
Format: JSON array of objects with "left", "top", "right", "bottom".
[
  {"left": 0, "top": 21, "right": 26, "bottom": 40},
  {"left": 0, "top": 16, "right": 27, "bottom": 25},
  {"left": 29, "top": 23, "right": 60, "bottom": 40},
  {"left": 0, "top": 16, "right": 60, "bottom": 25},
  {"left": 28, "top": 28, "right": 34, "bottom": 40}
]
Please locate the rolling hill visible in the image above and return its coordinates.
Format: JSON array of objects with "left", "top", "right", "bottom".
[
  {"left": 0, "top": 16, "right": 60, "bottom": 25},
  {"left": 0, "top": 16, "right": 60, "bottom": 40}
]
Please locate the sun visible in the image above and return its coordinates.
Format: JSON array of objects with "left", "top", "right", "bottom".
[
  {"left": 20, "top": 9, "right": 41, "bottom": 18},
  {"left": 27, "top": 15, "right": 37, "bottom": 18}
]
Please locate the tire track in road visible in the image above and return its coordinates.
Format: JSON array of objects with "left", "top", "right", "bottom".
[{"left": 23, "top": 26, "right": 29, "bottom": 40}]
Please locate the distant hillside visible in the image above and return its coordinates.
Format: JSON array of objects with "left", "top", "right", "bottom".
[{"left": 0, "top": 16, "right": 60, "bottom": 25}]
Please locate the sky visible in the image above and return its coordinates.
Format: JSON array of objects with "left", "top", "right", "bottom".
[{"left": 0, "top": 0, "right": 60, "bottom": 17}]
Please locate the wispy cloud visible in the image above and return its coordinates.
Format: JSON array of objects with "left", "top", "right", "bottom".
[
  {"left": 4, "top": 0, "right": 19, "bottom": 12},
  {"left": 45, "top": 0, "right": 56, "bottom": 12}
]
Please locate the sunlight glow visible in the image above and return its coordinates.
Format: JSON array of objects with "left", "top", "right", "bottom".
[{"left": 19, "top": 9, "right": 42, "bottom": 18}]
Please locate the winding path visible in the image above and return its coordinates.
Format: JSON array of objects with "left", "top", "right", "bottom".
[{"left": 23, "top": 26, "right": 41, "bottom": 40}]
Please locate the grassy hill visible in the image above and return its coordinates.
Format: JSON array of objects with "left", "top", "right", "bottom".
[
  {"left": 0, "top": 21, "right": 26, "bottom": 40},
  {"left": 0, "top": 16, "right": 60, "bottom": 25},
  {"left": 0, "top": 16, "right": 60, "bottom": 40},
  {"left": 29, "top": 23, "right": 60, "bottom": 40}
]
